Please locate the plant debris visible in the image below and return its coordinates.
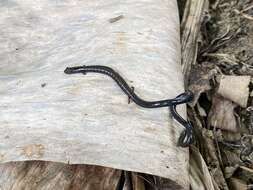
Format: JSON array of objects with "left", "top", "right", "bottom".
[
  {"left": 187, "top": 0, "right": 253, "bottom": 189},
  {"left": 208, "top": 94, "right": 237, "bottom": 132},
  {"left": 217, "top": 75, "right": 251, "bottom": 108}
]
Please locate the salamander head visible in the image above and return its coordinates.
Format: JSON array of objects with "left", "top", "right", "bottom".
[{"left": 64, "top": 65, "right": 87, "bottom": 75}]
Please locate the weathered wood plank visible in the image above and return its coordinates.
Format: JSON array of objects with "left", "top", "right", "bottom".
[{"left": 0, "top": 0, "right": 188, "bottom": 188}]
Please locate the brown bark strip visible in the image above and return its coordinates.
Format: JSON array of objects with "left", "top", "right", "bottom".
[
  {"left": 181, "top": 0, "right": 209, "bottom": 85},
  {"left": 0, "top": 162, "right": 122, "bottom": 190}
]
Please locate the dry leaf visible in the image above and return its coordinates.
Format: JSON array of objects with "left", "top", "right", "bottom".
[
  {"left": 188, "top": 63, "right": 218, "bottom": 106},
  {"left": 131, "top": 173, "right": 145, "bottom": 190},
  {"left": 217, "top": 75, "right": 251, "bottom": 108},
  {"left": 224, "top": 165, "right": 239, "bottom": 179},
  {"left": 228, "top": 178, "right": 248, "bottom": 190},
  {"left": 190, "top": 146, "right": 218, "bottom": 190},
  {"left": 208, "top": 94, "right": 237, "bottom": 132}
]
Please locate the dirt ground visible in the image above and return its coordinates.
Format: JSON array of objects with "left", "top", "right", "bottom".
[{"left": 184, "top": 0, "right": 253, "bottom": 189}]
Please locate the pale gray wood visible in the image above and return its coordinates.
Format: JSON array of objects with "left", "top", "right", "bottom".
[{"left": 0, "top": 0, "right": 188, "bottom": 189}]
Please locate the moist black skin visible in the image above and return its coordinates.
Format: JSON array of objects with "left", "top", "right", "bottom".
[{"left": 64, "top": 65, "right": 194, "bottom": 147}]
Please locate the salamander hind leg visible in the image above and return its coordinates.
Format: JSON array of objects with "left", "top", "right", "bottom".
[{"left": 128, "top": 86, "right": 135, "bottom": 104}]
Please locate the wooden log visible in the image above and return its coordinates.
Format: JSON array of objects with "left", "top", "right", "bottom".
[
  {"left": 0, "top": 162, "right": 121, "bottom": 190},
  {"left": 0, "top": 0, "right": 188, "bottom": 189}
]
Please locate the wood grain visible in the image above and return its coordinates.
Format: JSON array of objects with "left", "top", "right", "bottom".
[
  {"left": 0, "top": 0, "right": 188, "bottom": 189},
  {"left": 0, "top": 162, "right": 121, "bottom": 190}
]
